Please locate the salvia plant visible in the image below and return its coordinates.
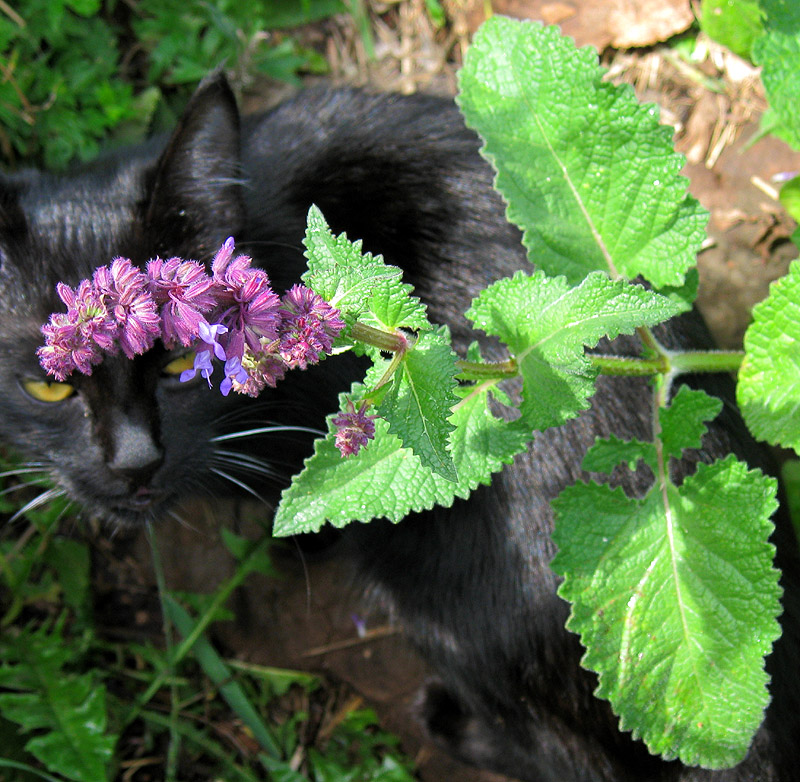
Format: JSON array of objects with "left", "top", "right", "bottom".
[{"left": 26, "top": 4, "right": 800, "bottom": 775}]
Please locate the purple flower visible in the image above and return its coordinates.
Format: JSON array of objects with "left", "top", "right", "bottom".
[
  {"left": 37, "top": 237, "right": 348, "bottom": 397},
  {"left": 220, "top": 355, "right": 249, "bottom": 396},
  {"left": 198, "top": 321, "right": 228, "bottom": 360},
  {"left": 180, "top": 349, "right": 215, "bottom": 387},
  {"left": 37, "top": 279, "right": 118, "bottom": 379},
  {"left": 146, "top": 257, "right": 216, "bottom": 347},
  {"left": 56, "top": 279, "right": 118, "bottom": 352},
  {"left": 278, "top": 284, "right": 345, "bottom": 370},
  {"left": 332, "top": 400, "right": 377, "bottom": 457},
  {"left": 38, "top": 313, "right": 103, "bottom": 380},
  {"left": 233, "top": 346, "right": 287, "bottom": 397},
  {"left": 210, "top": 243, "right": 282, "bottom": 360},
  {"left": 93, "top": 257, "right": 160, "bottom": 358}
]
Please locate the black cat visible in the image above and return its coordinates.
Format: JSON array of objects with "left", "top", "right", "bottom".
[{"left": 0, "top": 73, "right": 798, "bottom": 781}]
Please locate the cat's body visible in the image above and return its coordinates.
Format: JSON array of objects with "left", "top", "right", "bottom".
[{"left": 0, "top": 74, "right": 798, "bottom": 781}]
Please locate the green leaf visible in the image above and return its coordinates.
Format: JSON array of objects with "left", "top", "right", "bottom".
[
  {"left": 737, "top": 258, "right": 800, "bottom": 453},
  {"left": 361, "top": 274, "right": 429, "bottom": 332},
  {"left": 164, "top": 596, "right": 281, "bottom": 758},
  {"left": 753, "top": 0, "right": 800, "bottom": 149},
  {"left": 583, "top": 434, "right": 657, "bottom": 473},
  {"left": 261, "top": 0, "right": 346, "bottom": 30},
  {"left": 457, "top": 17, "right": 707, "bottom": 288},
  {"left": 273, "top": 383, "right": 531, "bottom": 534},
  {"left": 220, "top": 528, "right": 274, "bottom": 576},
  {"left": 700, "top": 0, "right": 764, "bottom": 59},
  {"left": 377, "top": 330, "right": 459, "bottom": 481},
  {"left": 0, "top": 624, "right": 116, "bottom": 782},
  {"left": 466, "top": 270, "right": 682, "bottom": 431},
  {"left": 302, "top": 205, "right": 397, "bottom": 310},
  {"left": 552, "top": 456, "right": 780, "bottom": 767},
  {"left": 658, "top": 385, "right": 723, "bottom": 461}
]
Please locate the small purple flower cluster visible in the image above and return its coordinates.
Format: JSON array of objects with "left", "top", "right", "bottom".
[
  {"left": 38, "top": 238, "right": 345, "bottom": 399},
  {"left": 332, "top": 400, "right": 378, "bottom": 457}
]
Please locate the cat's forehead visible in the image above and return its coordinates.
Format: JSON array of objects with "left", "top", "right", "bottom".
[
  {"left": 24, "top": 168, "right": 143, "bottom": 244},
  {"left": 1, "top": 161, "right": 151, "bottom": 286}
]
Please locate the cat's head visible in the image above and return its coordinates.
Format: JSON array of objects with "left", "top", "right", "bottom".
[{"left": 0, "top": 74, "right": 316, "bottom": 527}]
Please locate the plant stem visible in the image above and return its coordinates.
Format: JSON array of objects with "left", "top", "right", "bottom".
[
  {"left": 123, "top": 532, "right": 272, "bottom": 729},
  {"left": 669, "top": 350, "right": 743, "bottom": 374},
  {"left": 456, "top": 357, "right": 518, "bottom": 380},
  {"left": 350, "top": 321, "right": 744, "bottom": 381},
  {"left": 350, "top": 321, "right": 410, "bottom": 353},
  {"left": 589, "top": 355, "right": 669, "bottom": 376}
]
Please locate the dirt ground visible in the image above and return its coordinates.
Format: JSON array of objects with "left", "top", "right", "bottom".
[{"left": 95, "top": 2, "right": 800, "bottom": 780}]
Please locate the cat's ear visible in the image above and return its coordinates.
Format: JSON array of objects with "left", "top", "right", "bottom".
[{"left": 143, "top": 70, "right": 244, "bottom": 259}]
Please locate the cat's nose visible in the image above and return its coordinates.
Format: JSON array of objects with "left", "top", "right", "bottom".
[{"left": 108, "top": 418, "right": 164, "bottom": 487}]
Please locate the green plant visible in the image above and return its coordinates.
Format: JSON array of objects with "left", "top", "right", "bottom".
[
  {"left": 263, "top": 13, "right": 800, "bottom": 769},
  {"left": 0, "top": 458, "right": 415, "bottom": 780},
  {"left": 0, "top": 0, "right": 345, "bottom": 170}
]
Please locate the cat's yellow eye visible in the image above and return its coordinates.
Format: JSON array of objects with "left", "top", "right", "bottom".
[
  {"left": 162, "top": 353, "right": 196, "bottom": 376},
  {"left": 22, "top": 380, "right": 75, "bottom": 403}
]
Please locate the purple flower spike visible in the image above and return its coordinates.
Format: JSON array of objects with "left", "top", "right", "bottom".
[
  {"left": 220, "top": 355, "right": 249, "bottom": 397},
  {"left": 332, "top": 400, "right": 377, "bottom": 457},
  {"left": 38, "top": 237, "right": 348, "bottom": 395},
  {"left": 198, "top": 320, "right": 228, "bottom": 361},
  {"left": 180, "top": 349, "right": 215, "bottom": 387}
]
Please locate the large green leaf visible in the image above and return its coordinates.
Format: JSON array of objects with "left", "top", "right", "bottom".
[
  {"left": 552, "top": 455, "right": 780, "bottom": 767},
  {"left": 457, "top": 17, "right": 707, "bottom": 289}
]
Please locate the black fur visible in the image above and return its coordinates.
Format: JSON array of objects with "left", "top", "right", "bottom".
[{"left": 0, "top": 73, "right": 797, "bottom": 780}]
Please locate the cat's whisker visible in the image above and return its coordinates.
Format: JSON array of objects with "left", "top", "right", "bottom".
[
  {"left": 213, "top": 450, "right": 283, "bottom": 480},
  {"left": 166, "top": 508, "right": 200, "bottom": 534},
  {"left": 0, "top": 465, "right": 48, "bottom": 479},
  {"left": 8, "top": 486, "right": 67, "bottom": 524},
  {"left": 209, "top": 467, "right": 270, "bottom": 506},
  {"left": 210, "top": 425, "right": 324, "bottom": 442},
  {"left": 0, "top": 478, "right": 52, "bottom": 497}
]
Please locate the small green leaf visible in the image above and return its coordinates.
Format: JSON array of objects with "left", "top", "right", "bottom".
[
  {"left": 220, "top": 528, "right": 274, "bottom": 576},
  {"left": 582, "top": 434, "right": 657, "bottom": 473},
  {"left": 457, "top": 17, "right": 707, "bottom": 288},
  {"left": 659, "top": 385, "right": 723, "bottom": 461},
  {"left": 0, "top": 624, "right": 117, "bottom": 782},
  {"left": 779, "top": 175, "right": 800, "bottom": 222},
  {"left": 466, "top": 270, "right": 682, "bottom": 431},
  {"left": 552, "top": 456, "right": 780, "bottom": 767},
  {"left": 737, "top": 258, "right": 800, "bottom": 453},
  {"left": 378, "top": 330, "right": 459, "bottom": 481}
]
